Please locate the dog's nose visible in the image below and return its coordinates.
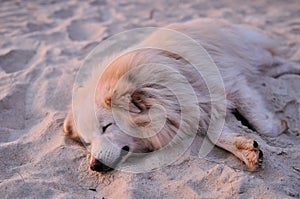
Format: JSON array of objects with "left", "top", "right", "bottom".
[{"left": 90, "top": 157, "right": 113, "bottom": 172}]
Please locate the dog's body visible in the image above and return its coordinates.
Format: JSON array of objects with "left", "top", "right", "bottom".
[{"left": 64, "top": 19, "right": 299, "bottom": 172}]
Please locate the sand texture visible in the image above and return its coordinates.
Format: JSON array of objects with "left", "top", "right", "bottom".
[{"left": 0, "top": 0, "right": 300, "bottom": 198}]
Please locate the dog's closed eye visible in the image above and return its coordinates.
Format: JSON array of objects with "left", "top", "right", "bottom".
[{"left": 102, "top": 123, "right": 112, "bottom": 133}]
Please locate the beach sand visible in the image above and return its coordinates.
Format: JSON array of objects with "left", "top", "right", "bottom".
[{"left": 0, "top": 0, "right": 299, "bottom": 198}]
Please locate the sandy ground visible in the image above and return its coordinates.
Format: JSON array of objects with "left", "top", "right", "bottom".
[{"left": 0, "top": 0, "right": 300, "bottom": 198}]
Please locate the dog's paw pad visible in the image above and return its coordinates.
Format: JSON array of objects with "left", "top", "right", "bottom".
[
  {"left": 253, "top": 140, "right": 259, "bottom": 148},
  {"left": 253, "top": 141, "right": 263, "bottom": 165}
]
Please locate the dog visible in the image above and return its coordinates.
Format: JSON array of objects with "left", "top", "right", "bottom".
[{"left": 63, "top": 19, "right": 299, "bottom": 172}]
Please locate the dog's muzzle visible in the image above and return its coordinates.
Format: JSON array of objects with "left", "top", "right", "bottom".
[
  {"left": 90, "top": 145, "right": 130, "bottom": 172},
  {"left": 90, "top": 156, "right": 113, "bottom": 172}
]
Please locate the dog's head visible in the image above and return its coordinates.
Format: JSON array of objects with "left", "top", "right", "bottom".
[{"left": 64, "top": 50, "right": 200, "bottom": 172}]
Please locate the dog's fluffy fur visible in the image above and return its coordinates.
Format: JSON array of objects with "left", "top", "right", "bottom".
[{"left": 64, "top": 19, "right": 299, "bottom": 171}]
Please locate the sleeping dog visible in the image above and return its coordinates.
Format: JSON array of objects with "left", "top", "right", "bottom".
[{"left": 64, "top": 19, "right": 299, "bottom": 172}]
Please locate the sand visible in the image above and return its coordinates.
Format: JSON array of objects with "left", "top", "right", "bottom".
[{"left": 0, "top": 0, "right": 299, "bottom": 198}]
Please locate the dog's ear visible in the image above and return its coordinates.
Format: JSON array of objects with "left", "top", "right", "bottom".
[
  {"left": 63, "top": 111, "right": 81, "bottom": 142},
  {"left": 129, "top": 87, "right": 180, "bottom": 129},
  {"left": 130, "top": 88, "right": 157, "bottom": 113},
  {"left": 128, "top": 88, "right": 159, "bottom": 127}
]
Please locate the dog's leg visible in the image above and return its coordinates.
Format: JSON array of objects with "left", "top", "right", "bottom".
[
  {"left": 233, "top": 82, "right": 288, "bottom": 137},
  {"left": 213, "top": 125, "right": 263, "bottom": 171},
  {"left": 263, "top": 57, "right": 300, "bottom": 78}
]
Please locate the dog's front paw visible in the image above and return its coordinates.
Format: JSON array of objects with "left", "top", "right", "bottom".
[{"left": 235, "top": 139, "right": 263, "bottom": 171}]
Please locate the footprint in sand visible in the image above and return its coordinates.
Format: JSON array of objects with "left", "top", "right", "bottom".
[
  {"left": 0, "top": 84, "right": 27, "bottom": 129},
  {"left": 26, "top": 22, "right": 54, "bottom": 33},
  {"left": 0, "top": 49, "right": 35, "bottom": 73},
  {"left": 52, "top": 7, "right": 74, "bottom": 19},
  {"left": 67, "top": 20, "right": 106, "bottom": 41}
]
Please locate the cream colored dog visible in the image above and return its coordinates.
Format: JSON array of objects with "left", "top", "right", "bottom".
[{"left": 64, "top": 19, "right": 299, "bottom": 172}]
